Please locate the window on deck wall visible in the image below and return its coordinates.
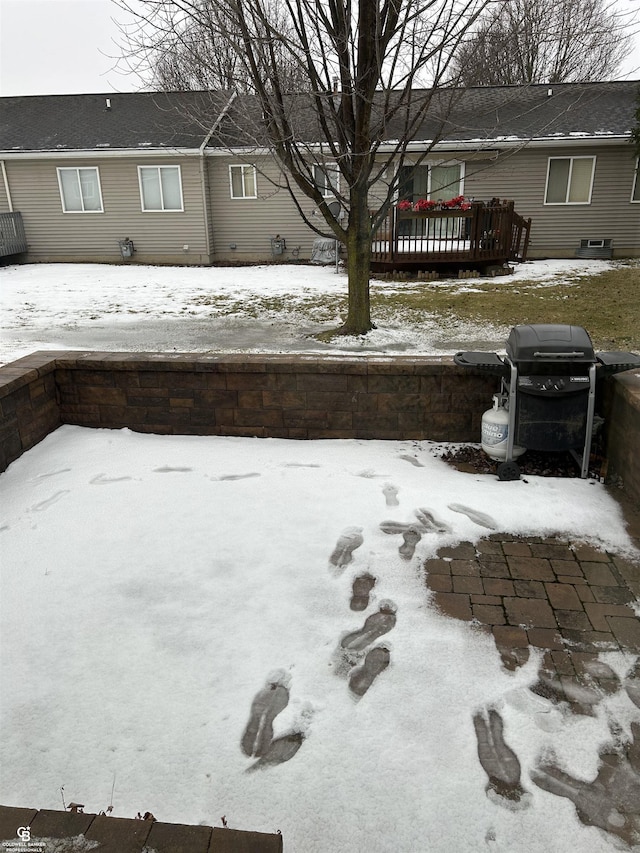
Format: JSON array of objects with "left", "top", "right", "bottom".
[
  {"left": 138, "top": 165, "right": 183, "bottom": 211},
  {"left": 313, "top": 164, "right": 340, "bottom": 197},
  {"left": 545, "top": 156, "right": 595, "bottom": 204},
  {"left": 397, "top": 163, "right": 463, "bottom": 202},
  {"left": 397, "top": 163, "right": 463, "bottom": 238},
  {"left": 229, "top": 164, "right": 257, "bottom": 199},
  {"left": 632, "top": 158, "right": 640, "bottom": 202},
  {"left": 57, "top": 167, "right": 103, "bottom": 212}
]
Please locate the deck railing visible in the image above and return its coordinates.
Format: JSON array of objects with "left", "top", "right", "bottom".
[
  {"left": 371, "top": 201, "right": 531, "bottom": 269},
  {"left": 0, "top": 212, "right": 27, "bottom": 257}
]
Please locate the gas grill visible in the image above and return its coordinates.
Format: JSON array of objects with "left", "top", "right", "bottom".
[{"left": 454, "top": 324, "right": 640, "bottom": 480}]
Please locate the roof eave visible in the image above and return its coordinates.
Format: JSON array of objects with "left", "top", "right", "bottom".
[
  {"left": 1, "top": 133, "right": 631, "bottom": 160},
  {"left": 415, "top": 134, "right": 631, "bottom": 152},
  {"left": 0, "top": 147, "right": 203, "bottom": 159}
]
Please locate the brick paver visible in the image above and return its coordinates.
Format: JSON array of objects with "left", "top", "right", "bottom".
[{"left": 424, "top": 534, "right": 640, "bottom": 660}]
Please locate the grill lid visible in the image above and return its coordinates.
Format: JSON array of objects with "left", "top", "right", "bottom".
[{"left": 506, "top": 324, "right": 596, "bottom": 363}]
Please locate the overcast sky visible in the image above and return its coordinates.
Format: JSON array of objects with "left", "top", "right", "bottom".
[
  {"left": 0, "top": 0, "right": 639, "bottom": 97},
  {"left": 0, "top": 0, "right": 144, "bottom": 96}
]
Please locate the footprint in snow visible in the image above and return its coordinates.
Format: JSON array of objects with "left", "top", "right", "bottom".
[
  {"left": 414, "top": 508, "right": 451, "bottom": 534},
  {"left": 448, "top": 503, "right": 498, "bottom": 530},
  {"left": 217, "top": 472, "right": 261, "bottom": 481},
  {"left": 247, "top": 733, "right": 305, "bottom": 770},
  {"left": 34, "top": 468, "right": 71, "bottom": 480},
  {"left": 399, "top": 454, "right": 424, "bottom": 467},
  {"left": 380, "top": 520, "right": 413, "bottom": 535},
  {"left": 350, "top": 573, "right": 376, "bottom": 611},
  {"left": 473, "top": 708, "right": 528, "bottom": 805},
  {"left": 382, "top": 483, "right": 399, "bottom": 506},
  {"left": 379, "top": 519, "right": 423, "bottom": 557},
  {"left": 341, "top": 601, "right": 397, "bottom": 652},
  {"left": 348, "top": 645, "right": 391, "bottom": 697},
  {"left": 241, "top": 677, "right": 290, "bottom": 759},
  {"left": 90, "top": 473, "right": 133, "bottom": 485},
  {"left": 399, "top": 526, "right": 422, "bottom": 560},
  {"left": 282, "top": 462, "right": 321, "bottom": 469},
  {"left": 31, "top": 490, "right": 70, "bottom": 512},
  {"left": 329, "top": 527, "right": 364, "bottom": 571},
  {"left": 241, "top": 670, "right": 306, "bottom": 770}
]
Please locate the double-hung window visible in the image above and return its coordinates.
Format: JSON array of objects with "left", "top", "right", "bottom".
[
  {"left": 632, "top": 158, "right": 640, "bottom": 203},
  {"left": 57, "top": 167, "right": 103, "bottom": 212},
  {"left": 138, "top": 165, "right": 183, "bottom": 211},
  {"left": 313, "top": 164, "right": 339, "bottom": 198},
  {"left": 545, "top": 156, "right": 595, "bottom": 204},
  {"left": 229, "top": 164, "right": 257, "bottom": 199}
]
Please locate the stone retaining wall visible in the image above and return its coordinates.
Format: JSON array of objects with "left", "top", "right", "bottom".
[
  {"left": 1, "top": 352, "right": 638, "bottom": 504},
  {"left": 0, "top": 804, "right": 283, "bottom": 852},
  {"left": 601, "top": 370, "right": 640, "bottom": 504}
]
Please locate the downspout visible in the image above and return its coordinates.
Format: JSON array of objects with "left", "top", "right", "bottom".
[
  {"left": 199, "top": 91, "right": 237, "bottom": 262},
  {"left": 1, "top": 160, "right": 14, "bottom": 212}
]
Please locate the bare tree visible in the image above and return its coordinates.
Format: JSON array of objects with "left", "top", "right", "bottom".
[
  {"left": 449, "top": 0, "right": 633, "bottom": 86},
  {"left": 116, "top": 0, "right": 493, "bottom": 336}
]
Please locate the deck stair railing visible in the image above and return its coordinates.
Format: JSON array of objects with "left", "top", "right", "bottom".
[{"left": 0, "top": 212, "right": 27, "bottom": 257}]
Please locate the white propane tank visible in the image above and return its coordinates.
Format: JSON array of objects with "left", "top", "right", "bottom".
[{"left": 481, "top": 395, "right": 525, "bottom": 461}]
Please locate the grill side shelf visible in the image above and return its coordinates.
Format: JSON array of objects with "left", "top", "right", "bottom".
[
  {"left": 453, "top": 351, "right": 509, "bottom": 375},
  {"left": 596, "top": 351, "right": 640, "bottom": 375}
]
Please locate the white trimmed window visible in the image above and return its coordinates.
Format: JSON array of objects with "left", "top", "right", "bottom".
[
  {"left": 632, "top": 158, "right": 640, "bottom": 202},
  {"left": 545, "top": 156, "right": 595, "bottom": 204},
  {"left": 313, "top": 164, "right": 339, "bottom": 198},
  {"left": 138, "top": 165, "right": 184, "bottom": 211},
  {"left": 229, "top": 164, "right": 257, "bottom": 199},
  {"left": 57, "top": 167, "right": 103, "bottom": 212},
  {"left": 397, "top": 162, "right": 463, "bottom": 201}
]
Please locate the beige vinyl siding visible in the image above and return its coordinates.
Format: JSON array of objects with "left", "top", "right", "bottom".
[
  {"left": 208, "top": 155, "right": 336, "bottom": 261},
  {"left": 4, "top": 156, "right": 212, "bottom": 264},
  {"left": 463, "top": 145, "right": 640, "bottom": 258}
]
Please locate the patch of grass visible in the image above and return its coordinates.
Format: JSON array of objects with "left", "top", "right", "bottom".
[{"left": 372, "top": 262, "right": 640, "bottom": 350}]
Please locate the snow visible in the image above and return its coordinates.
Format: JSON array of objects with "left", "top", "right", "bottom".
[
  {"left": 1, "top": 259, "right": 639, "bottom": 852},
  {"left": 1, "top": 427, "right": 638, "bottom": 852},
  {"left": 0, "top": 258, "right": 619, "bottom": 365}
]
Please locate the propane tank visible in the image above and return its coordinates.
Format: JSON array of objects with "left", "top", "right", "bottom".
[{"left": 481, "top": 394, "right": 525, "bottom": 461}]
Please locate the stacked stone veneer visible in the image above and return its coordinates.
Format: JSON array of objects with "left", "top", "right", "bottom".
[
  {"left": 601, "top": 370, "right": 640, "bottom": 503},
  {"left": 1, "top": 352, "right": 639, "bottom": 505}
]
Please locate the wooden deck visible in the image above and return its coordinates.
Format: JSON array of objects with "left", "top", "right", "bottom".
[{"left": 371, "top": 201, "right": 531, "bottom": 273}]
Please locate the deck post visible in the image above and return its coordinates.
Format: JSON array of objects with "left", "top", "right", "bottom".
[{"left": 470, "top": 202, "right": 483, "bottom": 260}]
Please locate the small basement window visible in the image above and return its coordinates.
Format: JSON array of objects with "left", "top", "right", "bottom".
[{"left": 580, "top": 239, "right": 612, "bottom": 248}]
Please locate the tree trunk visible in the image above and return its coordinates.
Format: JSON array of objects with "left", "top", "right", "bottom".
[{"left": 340, "top": 191, "right": 374, "bottom": 336}]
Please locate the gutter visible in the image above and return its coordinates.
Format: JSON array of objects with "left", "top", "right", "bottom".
[
  {"left": 0, "top": 148, "right": 205, "bottom": 160},
  {"left": 378, "top": 135, "right": 631, "bottom": 154},
  {"left": 0, "top": 133, "right": 627, "bottom": 162}
]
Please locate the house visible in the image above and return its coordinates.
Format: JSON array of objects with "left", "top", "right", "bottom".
[{"left": 0, "top": 81, "right": 638, "bottom": 266}]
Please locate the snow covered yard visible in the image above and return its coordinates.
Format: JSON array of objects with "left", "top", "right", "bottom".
[
  {"left": 1, "top": 258, "right": 639, "bottom": 850},
  {"left": 1, "top": 425, "right": 639, "bottom": 852},
  {"left": 0, "top": 258, "right": 620, "bottom": 365}
]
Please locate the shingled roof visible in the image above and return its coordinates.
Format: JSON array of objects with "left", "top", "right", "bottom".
[
  {"left": 403, "top": 80, "right": 640, "bottom": 144},
  {"left": 0, "top": 90, "right": 232, "bottom": 152},
  {"left": 1, "top": 80, "right": 637, "bottom": 153}
]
